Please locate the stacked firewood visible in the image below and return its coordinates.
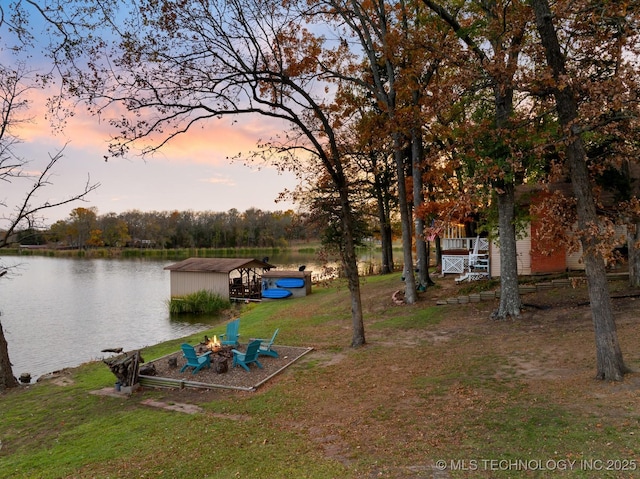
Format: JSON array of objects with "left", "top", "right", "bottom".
[{"left": 103, "top": 350, "right": 142, "bottom": 387}]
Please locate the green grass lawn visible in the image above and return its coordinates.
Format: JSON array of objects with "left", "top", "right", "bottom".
[{"left": 1, "top": 274, "right": 639, "bottom": 478}]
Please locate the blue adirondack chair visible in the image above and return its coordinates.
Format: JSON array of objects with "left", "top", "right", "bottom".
[
  {"left": 254, "top": 328, "right": 279, "bottom": 358},
  {"left": 179, "top": 343, "right": 212, "bottom": 374},
  {"left": 220, "top": 318, "right": 240, "bottom": 346},
  {"left": 231, "top": 339, "right": 263, "bottom": 372}
]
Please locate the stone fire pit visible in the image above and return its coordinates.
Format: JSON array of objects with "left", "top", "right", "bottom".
[{"left": 140, "top": 344, "right": 313, "bottom": 391}]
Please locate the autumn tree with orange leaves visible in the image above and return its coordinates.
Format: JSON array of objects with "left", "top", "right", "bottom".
[
  {"left": 39, "top": 0, "right": 369, "bottom": 347},
  {"left": 420, "top": 0, "right": 537, "bottom": 319},
  {"left": 330, "top": 87, "right": 398, "bottom": 275},
  {"left": 319, "top": 0, "right": 461, "bottom": 301},
  {"left": 530, "top": 0, "right": 639, "bottom": 380}
]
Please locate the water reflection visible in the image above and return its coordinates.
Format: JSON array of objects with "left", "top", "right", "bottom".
[
  {"left": 0, "top": 250, "right": 380, "bottom": 381},
  {"left": 0, "top": 256, "right": 217, "bottom": 381}
]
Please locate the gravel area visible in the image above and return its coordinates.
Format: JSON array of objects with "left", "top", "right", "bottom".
[{"left": 141, "top": 344, "right": 313, "bottom": 390}]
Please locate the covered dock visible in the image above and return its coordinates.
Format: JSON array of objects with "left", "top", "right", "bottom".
[{"left": 164, "top": 257, "right": 275, "bottom": 301}]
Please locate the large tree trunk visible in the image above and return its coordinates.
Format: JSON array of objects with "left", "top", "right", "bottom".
[
  {"left": 532, "top": 0, "right": 628, "bottom": 380},
  {"left": 0, "top": 322, "right": 19, "bottom": 390},
  {"left": 381, "top": 225, "right": 394, "bottom": 274},
  {"left": 493, "top": 183, "right": 522, "bottom": 319},
  {"left": 412, "top": 130, "right": 431, "bottom": 289},
  {"left": 373, "top": 160, "right": 394, "bottom": 275},
  {"left": 628, "top": 222, "right": 640, "bottom": 287},
  {"left": 582, "top": 252, "right": 628, "bottom": 380},
  {"left": 567, "top": 138, "right": 628, "bottom": 379},
  {"left": 394, "top": 133, "right": 417, "bottom": 303},
  {"left": 379, "top": 210, "right": 394, "bottom": 275},
  {"left": 492, "top": 63, "right": 522, "bottom": 319},
  {"left": 338, "top": 189, "right": 366, "bottom": 347}
]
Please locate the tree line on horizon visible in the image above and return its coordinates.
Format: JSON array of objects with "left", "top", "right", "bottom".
[{"left": 12, "top": 207, "right": 331, "bottom": 250}]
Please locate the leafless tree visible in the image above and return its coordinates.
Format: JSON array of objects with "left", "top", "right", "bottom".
[{"left": 0, "top": 25, "right": 100, "bottom": 390}]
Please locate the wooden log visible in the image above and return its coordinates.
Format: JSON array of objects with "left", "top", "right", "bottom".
[
  {"left": 101, "top": 348, "right": 123, "bottom": 354},
  {"left": 103, "top": 351, "right": 143, "bottom": 387}
]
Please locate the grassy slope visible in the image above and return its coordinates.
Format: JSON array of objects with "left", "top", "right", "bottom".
[{"left": 1, "top": 274, "right": 639, "bottom": 478}]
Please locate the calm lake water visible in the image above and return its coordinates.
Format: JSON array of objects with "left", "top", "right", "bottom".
[
  {"left": 0, "top": 256, "right": 213, "bottom": 381},
  {"left": 0, "top": 253, "right": 360, "bottom": 381}
]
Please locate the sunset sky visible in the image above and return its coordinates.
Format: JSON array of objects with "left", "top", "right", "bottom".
[
  {"left": 2, "top": 19, "right": 301, "bottom": 227},
  {"left": 10, "top": 103, "right": 300, "bottom": 225}
]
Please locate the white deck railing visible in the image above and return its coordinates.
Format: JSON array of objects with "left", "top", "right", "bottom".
[
  {"left": 442, "top": 237, "right": 489, "bottom": 252},
  {"left": 441, "top": 237, "right": 490, "bottom": 279}
]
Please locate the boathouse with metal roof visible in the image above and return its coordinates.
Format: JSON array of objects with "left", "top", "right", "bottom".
[{"left": 164, "top": 257, "right": 275, "bottom": 301}]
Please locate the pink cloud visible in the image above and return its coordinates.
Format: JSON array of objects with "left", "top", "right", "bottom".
[{"left": 19, "top": 87, "right": 285, "bottom": 168}]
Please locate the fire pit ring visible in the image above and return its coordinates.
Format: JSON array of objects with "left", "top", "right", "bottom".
[{"left": 200, "top": 336, "right": 233, "bottom": 374}]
